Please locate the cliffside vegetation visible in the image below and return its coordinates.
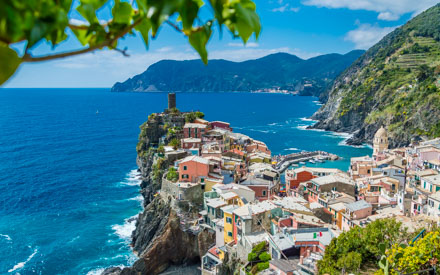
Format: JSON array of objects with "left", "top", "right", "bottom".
[
  {"left": 111, "top": 51, "right": 364, "bottom": 97},
  {"left": 317, "top": 219, "right": 409, "bottom": 274},
  {"left": 318, "top": 218, "right": 440, "bottom": 275},
  {"left": 313, "top": 3, "right": 440, "bottom": 146}
]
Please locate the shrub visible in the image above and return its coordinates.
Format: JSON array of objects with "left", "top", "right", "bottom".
[
  {"left": 195, "top": 111, "right": 205, "bottom": 119},
  {"left": 258, "top": 252, "right": 271, "bottom": 262},
  {"left": 256, "top": 262, "right": 269, "bottom": 271},
  {"left": 252, "top": 242, "right": 266, "bottom": 254},
  {"left": 247, "top": 252, "right": 258, "bottom": 262},
  {"left": 168, "top": 138, "right": 180, "bottom": 150},
  {"left": 167, "top": 167, "right": 179, "bottom": 182}
]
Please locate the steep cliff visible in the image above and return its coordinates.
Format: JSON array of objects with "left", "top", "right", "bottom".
[
  {"left": 312, "top": 3, "right": 440, "bottom": 147},
  {"left": 103, "top": 110, "right": 215, "bottom": 275}
]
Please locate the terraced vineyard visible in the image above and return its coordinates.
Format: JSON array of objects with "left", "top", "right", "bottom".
[{"left": 392, "top": 37, "right": 440, "bottom": 69}]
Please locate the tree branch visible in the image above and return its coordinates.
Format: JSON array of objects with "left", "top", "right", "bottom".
[
  {"left": 23, "top": 19, "right": 143, "bottom": 62},
  {"left": 165, "top": 20, "right": 183, "bottom": 33}
]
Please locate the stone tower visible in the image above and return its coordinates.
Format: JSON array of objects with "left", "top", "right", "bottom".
[
  {"left": 373, "top": 126, "right": 388, "bottom": 155},
  {"left": 168, "top": 93, "right": 176, "bottom": 110}
]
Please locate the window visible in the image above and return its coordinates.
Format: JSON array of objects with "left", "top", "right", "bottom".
[
  {"left": 226, "top": 217, "right": 232, "bottom": 224},
  {"left": 262, "top": 190, "right": 267, "bottom": 196},
  {"left": 227, "top": 231, "right": 233, "bottom": 237},
  {"left": 183, "top": 166, "right": 187, "bottom": 171},
  {"left": 182, "top": 174, "right": 188, "bottom": 179}
]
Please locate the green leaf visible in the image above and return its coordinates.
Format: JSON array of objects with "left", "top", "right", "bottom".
[
  {"left": 234, "top": 0, "right": 260, "bottom": 43},
  {"left": 188, "top": 24, "right": 212, "bottom": 64},
  {"left": 81, "top": 0, "right": 108, "bottom": 10},
  {"left": 77, "top": 3, "right": 98, "bottom": 24},
  {"left": 72, "top": 29, "right": 90, "bottom": 46},
  {"left": 179, "top": 0, "right": 202, "bottom": 31},
  {"left": 209, "top": 0, "right": 227, "bottom": 25},
  {"left": 146, "top": 0, "right": 180, "bottom": 36},
  {"left": 134, "top": 18, "right": 151, "bottom": 48},
  {"left": 112, "top": 0, "right": 133, "bottom": 25},
  {"left": 0, "top": 45, "right": 21, "bottom": 85}
]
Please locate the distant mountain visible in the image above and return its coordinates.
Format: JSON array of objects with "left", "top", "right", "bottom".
[
  {"left": 111, "top": 50, "right": 365, "bottom": 97},
  {"left": 312, "top": 3, "right": 440, "bottom": 147}
]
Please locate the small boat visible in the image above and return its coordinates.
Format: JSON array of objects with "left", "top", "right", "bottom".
[
  {"left": 299, "top": 161, "right": 306, "bottom": 165},
  {"left": 315, "top": 159, "right": 324, "bottom": 163},
  {"left": 309, "top": 160, "right": 316, "bottom": 164}
]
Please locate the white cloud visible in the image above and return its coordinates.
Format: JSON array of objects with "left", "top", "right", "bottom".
[
  {"left": 271, "top": 3, "right": 300, "bottom": 12},
  {"left": 302, "top": 0, "right": 439, "bottom": 20},
  {"left": 156, "top": 46, "right": 173, "bottom": 52},
  {"left": 344, "top": 23, "right": 397, "bottom": 49},
  {"left": 377, "top": 11, "right": 399, "bottom": 21},
  {"left": 227, "top": 42, "right": 259, "bottom": 48}
]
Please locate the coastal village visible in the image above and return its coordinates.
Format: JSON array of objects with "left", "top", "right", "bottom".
[{"left": 143, "top": 94, "right": 440, "bottom": 275}]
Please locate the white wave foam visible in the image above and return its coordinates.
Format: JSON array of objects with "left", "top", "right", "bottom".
[
  {"left": 312, "top": 100, "right": 323, "bottom": 106},
  {"left": 8, "top": 248, "right": 38, "bottom": 273},
  {"left": 296, "top": 125, "right": 325, "bottom": 132},
  {"left": 267, "top": 122, "right": 279, "bottom": 126},
  {"left": 86, "top": 265, "right": 126, "bottom": 275},
  {"left": 0, "top": 234, "right": 11, "bottom": 241},
  {"left": 335, "top": 133, "right": 366, "bottom": 148},
  {"left": 248, "top": 129, "right": 270, "bottom": 134},
  {"left": 284, "top": 147, "right": 299, "bottom": 151},
  {"left": 86, "top": 267, "right": 105, "bottom": 275},
  {"left": 119, "top": 169, "right": 141, "bottom": 186},
  {"left": 299, "top": 117, "right": 318, "bottom": 123},
  {"left": 112, "top": 214, "right": 138, "bottom": 241},
  {"left": 128, "top": 195, "right": 143, "bottom": 203}
]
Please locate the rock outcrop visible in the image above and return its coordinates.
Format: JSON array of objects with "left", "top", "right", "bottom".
[{"left": 103, "top": 110, "right": 215, "bottom": 275}]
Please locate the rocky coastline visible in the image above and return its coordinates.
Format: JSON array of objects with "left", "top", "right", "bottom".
[{"left": 102, "top": 110, "right": 215, "bottom": 275}]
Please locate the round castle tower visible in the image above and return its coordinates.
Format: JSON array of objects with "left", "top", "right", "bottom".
[{"left": 373, "top": 126, "right": 388, "bottom": 155}]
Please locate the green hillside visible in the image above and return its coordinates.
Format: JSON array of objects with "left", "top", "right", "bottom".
[
  {"left": 313, "top": 3, "right": 440, "bottom": 147},
  {"left": 111, "top": 50, "right": 364, "bottom": 97}
]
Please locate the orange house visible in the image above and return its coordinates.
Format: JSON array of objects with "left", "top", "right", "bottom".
[
  {"left": 286, "top": 169, "right": 315, "bottom": 190},
  {"left": 178, "top": 155, "right": 210, "bottom": 183},
  {"left": 285, "top": 167, "right": 342, "bottom": 191}
]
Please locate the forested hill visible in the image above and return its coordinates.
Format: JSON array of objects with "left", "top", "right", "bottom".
[
  {"left": 111, "top": 50, "right": 364, "bottom": 97},
  {"left": 312, "top": 3, "right": 440, "bottom": 147}
]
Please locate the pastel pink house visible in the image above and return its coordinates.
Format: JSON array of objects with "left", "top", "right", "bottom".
[{"left": 178, "top": 155, "right": 210, "bottom": 183}]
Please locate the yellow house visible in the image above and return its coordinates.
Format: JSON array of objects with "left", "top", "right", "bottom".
[
  {"left": 203, "top": 177, "right": 223, "bottom": 192},
  {"left": 221, "top": 204, "right": 238, "bottom": 244}
]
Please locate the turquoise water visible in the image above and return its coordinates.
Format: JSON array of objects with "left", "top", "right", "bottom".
[{"left": 0, "top": 89, "right": 371, "bottom": 274}]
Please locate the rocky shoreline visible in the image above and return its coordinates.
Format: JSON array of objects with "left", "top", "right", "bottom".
[{"left": 102, "top": 110, "right": 215, "bottom": 275}]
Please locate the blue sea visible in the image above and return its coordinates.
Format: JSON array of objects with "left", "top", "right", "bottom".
[{"left": 0, "top": 89, "right": 371, "bottom": 274}]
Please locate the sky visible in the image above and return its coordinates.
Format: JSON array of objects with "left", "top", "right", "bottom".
[{"left": 4, "top": 0, "right": 440, "bottom": 88}]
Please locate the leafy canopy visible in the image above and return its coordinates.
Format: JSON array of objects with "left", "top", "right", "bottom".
[
  {"left": 0, "top": 0, "right": 261, "bottom": 85},
  {"left": 317, "top": 218, "right": 409, "bottom": 274}
]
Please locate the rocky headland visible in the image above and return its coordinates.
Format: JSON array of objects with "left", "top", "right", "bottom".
[{"left": 103, "top": 109, "right": 215, "bottom": 275}]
